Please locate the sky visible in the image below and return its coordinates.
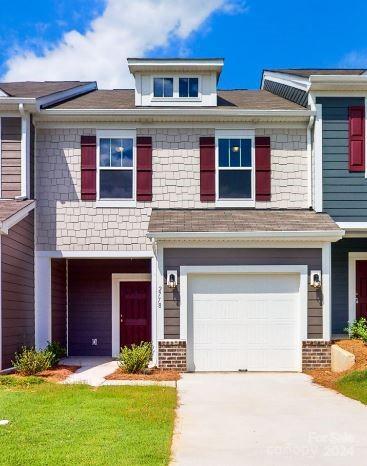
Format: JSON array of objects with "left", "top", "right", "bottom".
[{"left": 1, "top": 0, "right": 367, "bottom": 90}]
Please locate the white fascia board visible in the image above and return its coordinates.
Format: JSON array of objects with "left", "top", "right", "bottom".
[
  {"left": 147, "top": 230, "right": 344, "bottom": 242},
  {"left": 0, "top": 201, "right": 36, "bottom": 234},
  {"left": 35, "top": 250, "right": 154, "bottom": 259},
  {"left": 40, "top": 107, "right": 314, "bottom": 118},
  {"left": 309, "top": 75, "right": 367, "bottom": 91},
  {"left": 261, "top": 71, "right": 310, "bottom": 91},
  {"left": 337, "top": 222, "right": 367, "bottom": 230},
  {"left": 127, "top": 58, "right": 224, "bottom": 74},
  {"left": 37, "top": 82, "right": 97, "bottom": 109}
]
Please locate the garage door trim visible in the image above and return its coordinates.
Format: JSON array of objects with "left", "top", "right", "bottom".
[{"left": 180, "top": 265, "right": 308, "bottom": 371}]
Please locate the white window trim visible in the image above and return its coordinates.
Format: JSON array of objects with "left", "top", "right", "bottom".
[
  {"left": 215, "top": 129, "right": 255, "bottom": 207},
  {"left": 348, "top": 252, "right": 367, "bottom": 324},
  {"left": 151, "top": 75, "right": 202, "bottom": 102},
  {"left": 96, "top": 129, "right": 137, "bottom": 208},
  {"left": 179, "top": 265, "right": 308, "bottom": 372},
  {"left": 111, "top": 273, "right": 151, "bottom": 357}
]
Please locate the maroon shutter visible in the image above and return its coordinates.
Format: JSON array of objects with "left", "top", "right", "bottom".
[
  {"left": 349, "top": 106, "right": 365, "bottom": 172},
  {"left": 200, "top": 137, "right": 215, "bottom": 202},
  {"left": 255, "top": 136, "right": 271, "bottom": 201},
  {"left": 81, "top": 135, "right": 96, "bottom": 200},
  {"left": 137, "top": 136, "right": 152, "bottom": 201}
]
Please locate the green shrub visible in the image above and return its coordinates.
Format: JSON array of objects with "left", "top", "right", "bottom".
[
  {"left": 45, "top": 341, "right": 66, "bottom": 367},
  {"left": 0, "top": 375, "right": 44, "bottom": 387},
  {"left": 12, "top": 347, "right": 53, "bottom": 376},
  {"left": 118, "top": 342, "right": 153, "bottom": 373},
  {"left": 345, "top": 317, "right": 367, "bottom": 342}
]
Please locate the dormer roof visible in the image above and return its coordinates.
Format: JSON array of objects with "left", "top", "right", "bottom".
[{"left": 127, "top": 58, "right": 224, "bottom": 76}]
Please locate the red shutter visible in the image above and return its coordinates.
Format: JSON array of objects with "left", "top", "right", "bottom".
[
  {"left": 81, "top": 135, "right": 96, "bottom": 200},
  {"left": 349, "top": 106, "right": 365, "bottom": 172},
  {"left": 255, "top": 136, "right": 271, "bottom": 201},
  {"left": 137, "top": 136, "right": 152, "bottom": 201},
  {"left": 200, "top": 137, "right": 215, "bottom": 202}
]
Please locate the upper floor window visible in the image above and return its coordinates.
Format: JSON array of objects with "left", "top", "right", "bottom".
[
  {"left": 153, "top": 78, "right": 173, "bottom": 98},
  {"left": 152, "top": 76, "right": 200, "bottom": 100},
  {"left": 179, "top": 78, "right": 199, "bottom": 98},
  {"left": 216, "top": 130, "right": 255, "bottom": 206},
  {"left": 97, "top": 130, "right": 136, "bottom": 205}
]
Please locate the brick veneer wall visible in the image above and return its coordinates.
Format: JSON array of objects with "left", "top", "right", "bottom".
[
  {"left": 158, "top": 340, "right": 187, "bottom": 371},
  {"left": 36, "top": 127, "right": 308, "bottom": 251},
  {"left": 302, "top": 341, "right": 332, "bottom": 370}
]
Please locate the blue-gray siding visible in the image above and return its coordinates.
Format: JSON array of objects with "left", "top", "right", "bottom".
[
  {"left": 317, "top": 96, "right": 366, "bottom": 221},
  {"left": 332, "top": 238, "right": 367, "bottom": 333},
  {"left": 263, "top": 79, "right": 308, "bottom": 107}
]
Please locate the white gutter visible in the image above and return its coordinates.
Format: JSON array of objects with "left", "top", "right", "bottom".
[
  {"left": 147, "top": 229, "right": 344, "bottom": 241},
  {"left": 310, "top": 75, "right": 367, "bottom": 84},
  {"left": 40, "top": 107, "right": 314, "bottom": 118}
]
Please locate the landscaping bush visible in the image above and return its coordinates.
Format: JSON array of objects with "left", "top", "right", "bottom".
[
  {"left": 12, "top": 347, "right": 53, "bottom": 376},
  {"left": 45, "top": 341, "right": 67, "bottom": 367},
  {"left": 345, "top": 318, "right": 367, "bottom": 343},
  {"left": 118, "top": 342, "right": 153, "bottom": 373}
]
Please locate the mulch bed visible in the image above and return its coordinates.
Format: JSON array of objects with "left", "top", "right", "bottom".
[
  {"left": 306, "top": 339, "right": 367, "bottom": 390},
  {"left": 106, "top": 368, "right": 181, "bottom": 381},
  {"left": 7, "top": 365, "right": 80, "bottom": 383}
]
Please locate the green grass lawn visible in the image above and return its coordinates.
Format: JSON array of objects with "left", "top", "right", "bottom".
[
  {"left": 0, "top": 380, "right": 176, "bottom": 466},
  {"left": 336, "top": 370, "right": 367, "bottom": 405}
]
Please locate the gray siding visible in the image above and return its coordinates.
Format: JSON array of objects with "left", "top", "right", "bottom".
[
  {"left": 263, "top": 79, "right": 308, "bottom": 107},
  {"left": 0, "top": 117, "right": 22, "bottom": 198},
  {"left": 164, "top": 248, "right": 323, "bottom": 340},
  {"left": 331, "top": 238, "right": 367, "bottom": 334},
  {"left": 317, "top": 97, "right": 367, "bottom": 221},
  {"left": 1, "top": 212, "right": 35, "bottom": 369}
]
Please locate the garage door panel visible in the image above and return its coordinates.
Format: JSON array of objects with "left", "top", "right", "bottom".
[{"left": 188, "top": 273, "right": 301, "bottom": 372}]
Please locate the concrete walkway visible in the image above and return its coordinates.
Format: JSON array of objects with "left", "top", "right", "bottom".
[
  {"left": 61, "top": 357, "right": 118, "bottom": 386},
  {"left": 172, "top": 373, "right": 367, "bottom": 466}
]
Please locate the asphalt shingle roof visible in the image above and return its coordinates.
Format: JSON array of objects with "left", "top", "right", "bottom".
[{"left": 0, "top": 81, "right": 94, "bottom": 98}]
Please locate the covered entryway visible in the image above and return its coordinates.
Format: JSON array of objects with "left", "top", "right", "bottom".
[{"left": 184, "top": 268, "right": 306, "bottom": 372}]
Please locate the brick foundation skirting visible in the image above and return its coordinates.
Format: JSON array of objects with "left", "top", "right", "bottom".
[
  {"left": 158, "top": 340, "right": 187, "bottom": 371},
  {"left": 302, "top": 340, "right": 331, "bottom": 370}
]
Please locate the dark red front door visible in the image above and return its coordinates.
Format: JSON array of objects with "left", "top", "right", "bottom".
[
  {"left": 356, "top": 261, "right": 367, "bottom": 319},
  {"left": 120, "top": 281, "right": 151, "bottom": 347}
]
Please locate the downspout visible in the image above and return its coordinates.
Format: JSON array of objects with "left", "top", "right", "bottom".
[
  {"left": 18, "top": 103, "right": 30, "bottom": 200},
  {"left": 307, "top": 114, "right": 315, "bottom": 208}
]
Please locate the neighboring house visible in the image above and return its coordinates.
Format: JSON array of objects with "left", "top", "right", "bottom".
[
  {"left": 3, "top": 59, "right": 363, "bottom": 374},
  {"left": 263, "top": 69, "right": 367, "bottom": 338}
]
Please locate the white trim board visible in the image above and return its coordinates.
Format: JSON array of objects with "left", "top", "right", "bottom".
[
  {"left": 348, "top": 252, "right": 367, "bottom": 324},
  {"left": 35, "top": 250, "right": 154, "bottom": 259},
  {"left": 314, "top": 103, "right": 323, "bottom": 212},
  {"left": 0, "top": 201, "right": 36, "bottom": 234},
  {"left": 111, "top": 273, "right": 151, "bottom": 357},
  {"left": 179, "top": 265, "right": 308, "bottom": 372}
]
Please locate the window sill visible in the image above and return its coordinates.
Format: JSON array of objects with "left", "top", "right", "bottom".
[
  {"left": 151, "top": 97, "right": 201, "bottom": 102},
  {"left": 215, "top": 199, "right": 255, "bottom": 208},
  {"left": 95, "top": 200, "right": 137, "bottom": 208}
]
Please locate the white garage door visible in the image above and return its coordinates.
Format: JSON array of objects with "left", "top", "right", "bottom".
[{"left": 187, "top": 273, "right": 301, "bottom": 372}]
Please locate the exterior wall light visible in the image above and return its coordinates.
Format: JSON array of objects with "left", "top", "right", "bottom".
[
  {"left": 310, "top": 270, "right": 322, "bottom": 289},
  {"left": 167, "top": 270, "right": 178, "bottom": 288}
]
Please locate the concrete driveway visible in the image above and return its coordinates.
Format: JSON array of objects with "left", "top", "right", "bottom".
[{"left": 171, "top": 373, "right": 367, "bottom": 466}]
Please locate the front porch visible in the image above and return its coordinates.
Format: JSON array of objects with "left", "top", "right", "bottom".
[{"left": 35, "top": 254, "right": 157, "bottom": 362}]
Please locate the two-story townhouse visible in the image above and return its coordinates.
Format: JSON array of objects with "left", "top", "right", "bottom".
[
  {"left": 0, "top": 59, "right": 345, "bottom": 373},
  {"left": 263, "top": 69, "right": 367, "bottom": 341},
  {"left": 29, "top": 58, "right": 342, "bottom": 373}
]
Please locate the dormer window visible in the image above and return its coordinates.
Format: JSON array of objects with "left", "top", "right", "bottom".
[
  {"left": 153, "top": 78, "right": 173, "bottom": 98},
  {"left": 179, "top": 78, "right": 199, "bottom": 98}
]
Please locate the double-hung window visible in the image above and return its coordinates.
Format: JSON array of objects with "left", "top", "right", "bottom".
[
  {"left": 216, "top": 130, "right": 255, "bottom": 206},
  {"left": 97, "top": 130, "right": 136, "bottom": 205}
]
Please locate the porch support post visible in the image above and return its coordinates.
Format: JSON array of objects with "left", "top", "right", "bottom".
[
  {"left": 35, "top": 254, "right": 52, "bottom": 349},
  {"left": 322, "top": 242, "right": 331, "bottom": 340}
]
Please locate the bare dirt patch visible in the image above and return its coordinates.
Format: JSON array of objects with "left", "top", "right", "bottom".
[
  {"left": 106, "top": 368, "right": 181, "bottom": 382},
  {"left": 306, "top": 339, "right": 367, "bottom": 389}
]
